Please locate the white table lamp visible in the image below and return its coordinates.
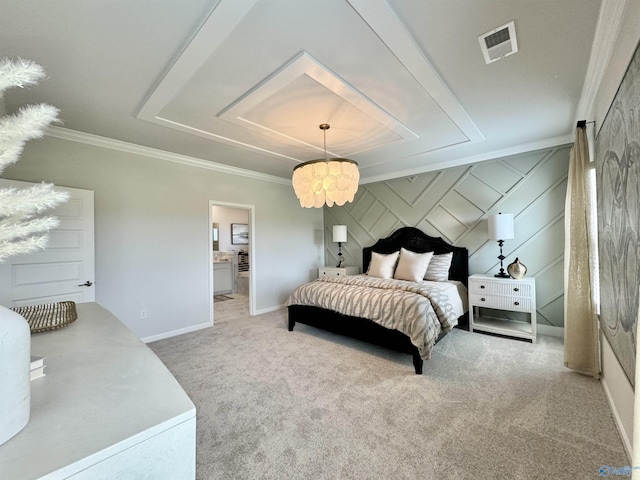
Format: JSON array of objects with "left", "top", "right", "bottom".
[{"left": 332, "top": 225, "right": 347, "bottom": 268}]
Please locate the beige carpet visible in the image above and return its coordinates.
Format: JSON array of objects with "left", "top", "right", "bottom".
[{"left": 149, "top": 308, "right": 627, "bottom": 480}]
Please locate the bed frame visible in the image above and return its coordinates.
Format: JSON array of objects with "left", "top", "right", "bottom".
[{"left": 288, "top": 226, "right": 469, "bottom": 374}]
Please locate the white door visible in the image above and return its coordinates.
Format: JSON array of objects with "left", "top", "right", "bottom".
[{"left": 0, "top": 180, "right": 95, "bottom": 307}]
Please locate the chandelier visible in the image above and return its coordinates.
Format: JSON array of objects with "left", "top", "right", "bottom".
[{"left": 292, "top": 124, "right": 359, "bottom": 208}]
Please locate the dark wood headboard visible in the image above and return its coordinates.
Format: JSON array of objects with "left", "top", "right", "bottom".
[{"left": 362, "top": 227, "right": 469, "bottom": 286}]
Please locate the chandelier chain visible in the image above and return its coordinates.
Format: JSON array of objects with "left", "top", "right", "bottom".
[
  {"left": 324, "top": 129, "right": 326, "bottom": 158},
  {"left": 319, "top": 123, "right": 330, "bottom": 159}
]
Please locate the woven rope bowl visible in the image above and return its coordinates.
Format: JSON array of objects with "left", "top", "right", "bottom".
[{"left": 11, "top": 301, "right": 78, "bottom": 334}]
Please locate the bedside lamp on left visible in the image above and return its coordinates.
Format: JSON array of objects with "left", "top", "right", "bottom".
[{"left": 332, "top": 225, "right": 348, "bottom": 268}]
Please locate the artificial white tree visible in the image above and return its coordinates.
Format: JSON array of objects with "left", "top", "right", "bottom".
[
  {"left": 0, "top": 57, "right": 69, "bottom": 445},
  {"left": 0, "top": 57, "right": 69, "bottom": 262}
]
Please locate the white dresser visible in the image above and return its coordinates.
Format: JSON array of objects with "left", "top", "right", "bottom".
[
  {"left": 318, "top": 266, "right": 359, "bottom": 278},
  {"left": 468, "top": 274, "right": 537, "bottom": 343},
  {"left": 0, "top": 303, "right": 196, "bottom": 479}
]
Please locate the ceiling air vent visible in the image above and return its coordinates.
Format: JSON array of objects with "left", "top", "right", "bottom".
[{"left": 478, "top": 21, "right": 518, "bottom": 64}]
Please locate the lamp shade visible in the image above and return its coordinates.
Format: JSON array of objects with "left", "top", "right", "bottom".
[
  {"left": 332, "top": 225, "right": 347, "bottom": 243},
  {"left": 488, "top": 213, "right": 514, "bottom": 240}
]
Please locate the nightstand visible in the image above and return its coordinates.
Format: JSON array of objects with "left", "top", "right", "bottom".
[
  {"left": 468, "top": 274, "right": 537, "bottom": 343},
  {"left": 318, "top": 266, "right": 359, "bottom": 278}
]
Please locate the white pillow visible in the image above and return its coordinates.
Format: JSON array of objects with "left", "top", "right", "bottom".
[
  {"left": 367, "top": 251, "right": 400, "bottom": 279},
  {"left": 394, "top": 248, "right": 433, "bottom": 283},
  {"left": 424, "top": 252, "right": 453, "bottom": 281}
]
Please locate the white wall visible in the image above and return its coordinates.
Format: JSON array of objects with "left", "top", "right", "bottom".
[
  {"left": 4, "top": 134, "right": 324, "bottom": 340},
  {"left": 592, "top": 0, "right": 640, "bottom": 459}
]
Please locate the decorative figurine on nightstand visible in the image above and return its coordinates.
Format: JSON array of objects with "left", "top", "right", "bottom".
[{"left": 507, "top": 258, "right": 527, "bottom": 280}]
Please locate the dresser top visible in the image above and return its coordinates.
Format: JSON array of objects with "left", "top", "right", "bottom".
[
  {"left": 0, "top": 302, "right": 195, "bottom": 479},
  {"left": 469, "top": 273, "right": 535, "bottom": 284}
]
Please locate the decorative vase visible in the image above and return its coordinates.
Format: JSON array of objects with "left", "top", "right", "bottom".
[
  {"left": 0, "top": 305, "right": 31, "bottom": 445},
  {"left": 507, "top": 258, "right": 527, "bottom": 280}
]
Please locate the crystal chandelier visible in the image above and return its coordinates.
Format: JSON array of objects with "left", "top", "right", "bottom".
[{"left": 292, "top": 124, "right": 359, "bottom": 208}]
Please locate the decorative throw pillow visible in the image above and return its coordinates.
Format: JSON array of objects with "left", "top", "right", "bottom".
[
  {"left": 393, "top": 248, "right": 433, "bottom": 283},
  {"left": 367, "top": 251, "right": 400, "bottom": 279},
  {"left": 424, "top": 252, "right": 453, "bottom": 281}
]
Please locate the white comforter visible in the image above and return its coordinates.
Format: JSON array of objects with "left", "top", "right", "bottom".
[{"left": 286, "top": 275, "right": 466, "bottom": 360}]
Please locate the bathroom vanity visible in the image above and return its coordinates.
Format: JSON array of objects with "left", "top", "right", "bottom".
[{"left": 213, "top": 261, "right": 234, "bottom": 295}]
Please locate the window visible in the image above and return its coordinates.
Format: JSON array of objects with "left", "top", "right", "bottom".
[{"left": 587, "top": 129, "right": 600, "bottom": 314}]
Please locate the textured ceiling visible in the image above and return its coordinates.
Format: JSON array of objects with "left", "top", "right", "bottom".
[{"left": 1, "top": 0, "right": 602, "bottom": 183}]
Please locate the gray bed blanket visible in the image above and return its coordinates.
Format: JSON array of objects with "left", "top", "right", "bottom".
[{"left": 286, "top": 275, "right": 463, "bottom": 360}]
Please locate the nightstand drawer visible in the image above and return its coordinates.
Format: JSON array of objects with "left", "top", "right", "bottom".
[
  {"left": 318, "top": 266, "right": 359, "bottom": 278},
  {"left": 470, "top": 293, "right": 532, "bottom": 312},
  {"left": 469, "top": 279, "right": 532, "bottom": 298}
]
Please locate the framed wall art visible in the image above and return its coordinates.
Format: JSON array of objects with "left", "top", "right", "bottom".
[
  {"left": 596, "top": 39, "right": 640, "bottom": 387},
  {"left": 231, "top": 223, "right": 249, "bottom": 245}
]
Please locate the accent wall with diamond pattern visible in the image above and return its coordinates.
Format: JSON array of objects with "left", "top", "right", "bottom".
[{"left": 324, "top": 146, "right": 571, "bottom": 329}]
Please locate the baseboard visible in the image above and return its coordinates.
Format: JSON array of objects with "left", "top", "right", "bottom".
[
  {"left": 254, "top": 304, "right": 286, "bottom": 315},
  {"left": 600, "top": 334, "right": 633, "bottom": 461},
  {"left": 601, "top": 377, "right": 633, "bottom": 461},
  {"left": 141, "top": 321, "right": 212, "bottom": 343},
  {"left": 537, "top": 324, "right": 564, "bottom": 338}
]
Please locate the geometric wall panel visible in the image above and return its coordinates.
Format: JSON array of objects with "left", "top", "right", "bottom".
[
  {"left": 457, "top": 174, "right": 504, "bottom": 211},
  {"left": 325, "top": 145, "right": 571, "bottom": 327},
  {"left": 504, "top": 150, "right": 549, "bottom": 176},
  {"left": 470, "top": 161, "right": 525, "bottom": 194},
  {"left": 440, "top": 190, "right": 486, "bottom": 225},
  {"left": 426, "top": 204, "right": 472, "bottom": 242},
  {"left": 383, "top": 172, "right": 440, "bottom": 206}
]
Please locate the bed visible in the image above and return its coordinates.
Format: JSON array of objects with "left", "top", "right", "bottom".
[{"left": 287, "top": 227, "right": 469, "bottom": 374}]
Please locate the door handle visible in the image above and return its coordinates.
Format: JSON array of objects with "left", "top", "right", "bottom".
[{"left": 78, "top": 281, "right": 93, "bottom": 287}]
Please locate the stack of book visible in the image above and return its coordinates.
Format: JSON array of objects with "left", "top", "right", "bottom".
[{"left": 30, "top": 355, "right": 46, "bottom": 381}]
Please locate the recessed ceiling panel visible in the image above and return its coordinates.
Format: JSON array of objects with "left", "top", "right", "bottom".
[
  {"left": 218, "top": 52, "right": 411, "bottom": 156},
  {"left": 234, "top": 73, "right": 403, "bottom": 156},
  {"left": 139, "top": 0, "right": 474, "bottom": 168}
]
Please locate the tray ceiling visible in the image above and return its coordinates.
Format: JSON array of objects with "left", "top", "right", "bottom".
[
  {"left": 138, "top": 0, "right": 480, "bottom": 167},
  {"left": 1, "top": 0, "right": 604, "bottom": 182}
]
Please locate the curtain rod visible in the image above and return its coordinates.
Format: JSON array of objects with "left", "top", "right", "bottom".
[{"left": 576, "top": 120, "right": 596, "bottom": 128}]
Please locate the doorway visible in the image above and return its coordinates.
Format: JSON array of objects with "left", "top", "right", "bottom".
[{"left": 209, "top": 201, "right": 255, "bottom": 324}]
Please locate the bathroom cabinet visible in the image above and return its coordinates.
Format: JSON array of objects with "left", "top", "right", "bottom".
[{"left": 213, "top": 261, "right": 233, "bottom": 295}]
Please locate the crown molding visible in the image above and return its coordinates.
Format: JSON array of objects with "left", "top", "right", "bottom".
[
  {"left": 575, "top": 0, "right": 629, "bottom": 122},
  {"left": 45, "top": 126, "right": 291, "bottom": 185},
  {"left": 359, "top": 133, "right": 574, "bottom": 185},
  {"left": 46, "top": 127, "right": 574, "bottom": 188}
]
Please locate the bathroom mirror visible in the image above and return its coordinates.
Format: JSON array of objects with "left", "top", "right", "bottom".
[{"left": 212, "top": 223, "right": 219, "bottom": 251}]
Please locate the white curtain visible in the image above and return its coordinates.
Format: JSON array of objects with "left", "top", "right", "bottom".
[{"left": 564, "top": 124, "right": 600, "bottom": 377}]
